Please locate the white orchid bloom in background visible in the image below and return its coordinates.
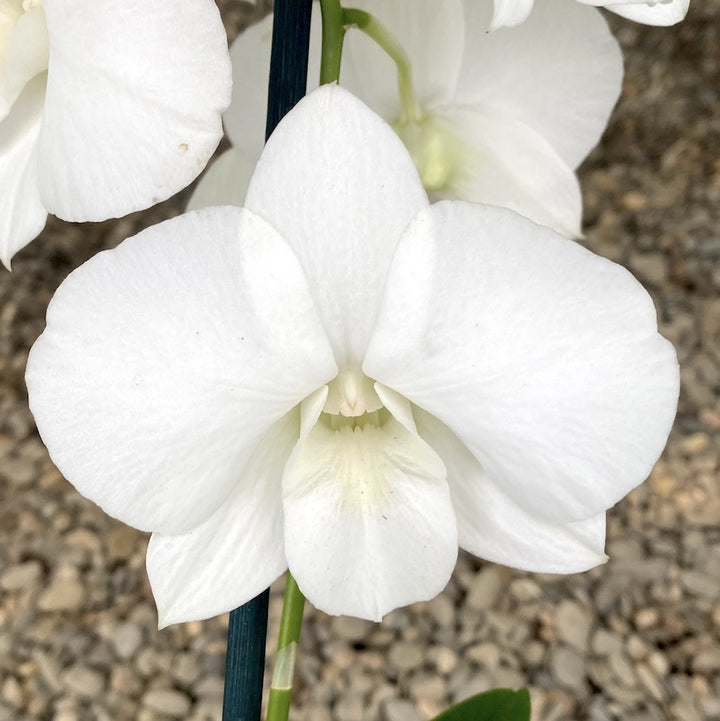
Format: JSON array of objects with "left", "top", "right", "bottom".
[
  {"left": 0, "top": 0, "right": 231, "bottom": 269},
  {"left": 492, "top": 0, "right": 690, "bottom": 29},
  {"left": 190, "top": 0, "right": 622, "bottom": 238},
  {"left": 27, "top": 86, "right": 679, "bottom": 625}
]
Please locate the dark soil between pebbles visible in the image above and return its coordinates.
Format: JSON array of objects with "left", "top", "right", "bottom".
[{"left": 1, "top": 2, "right": 719, "bottom": 720}]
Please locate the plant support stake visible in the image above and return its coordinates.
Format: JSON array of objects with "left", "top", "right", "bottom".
[{"left": 222, "top": 1, "right": 313, "bottom": 719}]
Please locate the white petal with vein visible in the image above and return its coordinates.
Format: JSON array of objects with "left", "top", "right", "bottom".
[
  {"left": 365, "top": 202, "right": 679, "bottom": 523},
  {"left": 0, "top": 75, "right": 46, "bottom": 268},
  {"left": 416, "top": 409, "right": 607, "bottom": 573},
  {"left": 245, "top": 85, "right": 428, "bottom": 367},
  {"left": 38, "top": 0, "right": 231, "bottom": 220},
  {"left": 147, "top": 410, "right": 299, "bottom": 627},
  {"left": 27, "top": 207, "right": 336, "bottom": 534}
]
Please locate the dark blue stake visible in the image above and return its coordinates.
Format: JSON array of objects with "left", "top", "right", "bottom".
[
  {"left": 265, "top": 0, "right": 314, "bottom": 142},
  {"left": 221, "top": 2, "right": 313, "bottom": 720}
]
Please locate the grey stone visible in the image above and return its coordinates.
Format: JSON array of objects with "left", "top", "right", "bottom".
[
  {"left": 608, "top": 651, "right": 638, "bottom": 688},
  {"left": 555, "top": 600, "right": 592, "bottom": 652},
  {"left": 330, "top": 615, "right": 371, "bottom": 642},
  {"left": 381, "top": 699, "right": 421, "bottom": 721},
  {"left": 334, "top": 692, "right": 364, "bottom": 721},
  {"left": 62, "top": 664, "right": 105, "bottom": 698},
  {"left": 550, "top": 646, "right": 586, "bottom": 692},
  {"left": 0, "top": 560, "right": 42, "bottom": 591},
  {"left": 509, "top": 578, "right": 542, "bottom": 602},
  {"left": 142, "top": 688, "right": 192, "bottom": 717},
  {"left": 0, "top": 677, "right": 23, "bottom": 709},
  {"left": 1, "top": 456, "right": 35, "bottom": 486},
  {"left": 408, "top": 674, "right": 446, "bottom": 702},
  {"left": 111, "top": 622, "right": 143, "bottom": 660},
  {"left": 425, "top": 645, "right": 458, "bottom": 674},
  {"left": 634, "top": 606, "right": 660, "bottom": 629},
  {"left": 465, "top": 567, "right": 504, "bottom": 612},
  {"left": 298, "top": 704, "right": 332, "bottom": 721},
  {"left": 105, "top": 524, "right": 140, "bottom": 561},
  {"left": 681, "top": 569, "right": 720, "bottom": 599},
  {"left": 193, "top": 676, "right": 225, "bottom": 698},
  {"left": 520, "top": 640, "right": 546, "bottom": 667},
  {"left": 630, "top": 252, "right": 667, "bottom": 285},
  {"left": 52, "top": 709, "right": 80, "bottom": 721},
  {"left": 625, "top": 634, "right": 650, "bottom": 660},
  {"left": 647, "top": 651, "right": 670, "bottom": 677},
  {"left": 38, "top": 571, "right": 84, "bottom": 612},
  {"left": 636, "top": 663, "right": 666, "bottom": 702},
  {"left": 425, "top": 595, "right": 455, "bottom": 628},
  {"left": 388, "top": 642, "right": 424, "bottom": 672},
  {"left": 591, "top": 629, "right": 623, "bottom": 657},
  {"left": 693, "top": 646, "right": 720, "bottom": 672},
  {"left": 465, "top": 642, "right": 500, "bottom": 670}
]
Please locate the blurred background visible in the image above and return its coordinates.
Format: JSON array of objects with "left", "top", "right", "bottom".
[{"left": 1, "top": 1, "right": 718, "bottom": 719}]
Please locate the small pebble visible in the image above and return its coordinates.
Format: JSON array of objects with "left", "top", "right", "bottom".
[{"left": 142, "top": 688, "right": 192, "bottom": 717}]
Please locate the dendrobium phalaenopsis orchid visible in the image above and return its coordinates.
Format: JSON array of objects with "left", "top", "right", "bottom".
[
  {"left": 26, "top": 86, "right": 679, "bottom": 625},
  {"left": 491, "top": 0, "right": 689, "bottom": 29},
  {"left": 190, "top": 0, "right": 623, "bottom": 238},
  {"left": 0, "top": 0, "right": 231, "bottom": 269}
]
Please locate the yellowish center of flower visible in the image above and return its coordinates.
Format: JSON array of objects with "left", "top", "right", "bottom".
[
  {"left": 0, "top": 0, "right": 23, "bottom": 64},
  {"left": 392, "top": 115, "right": 467, "bottom": 193},
  {"left": 0, "top": 0, "right": 48, "bottom": 112}
]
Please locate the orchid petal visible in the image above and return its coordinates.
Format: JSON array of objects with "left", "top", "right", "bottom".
[
  {"left": 374, "top": 383, "right": 417, "bottom": 434},
  {"left": 0, "top": 74, "right": 46, "bottom": 269},
  {"left": 578, "top": 0, "right": 689, "bottom": 25},
  {"left": 245, "top": 85, "right": 428, "bottom": 367},
  {"left": 282, "top": 414, "right": 457, "bottom": 620},
  {"left": 187, "top": 147, "right": 255, "bottom": 211},
  {"left": 606, "top": 0, "right": 689, "bottom": 25},
  {"left": 432, "top": 107, "right": 583, "bottom": 237},
  {"left": 457, "top": 0, "right": 623, "bottom": 169},
  {"left": 340, "top": 0, "right": 465, "bottom": 113},
  {"left": 37, "top": 0, "right": 231, "bottom": 221},
  {"left": 489, "top": 0, "right": 535, "bottom": 29},
  {"left": 223, "top": 13, "right": 272, "bottom": 160},
  {"left": 415, "top": 409, "right": 607, "bottom": 573},
  {"left": 364, "top": 202, "right": 679, "bottom": 523},
  {"left": 147, "top": 410, "right": 298, "bottom": 627},
  {"left": 26, "top": 207, "right": 336, "bottom": 535}
]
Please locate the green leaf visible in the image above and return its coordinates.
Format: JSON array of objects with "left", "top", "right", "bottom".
[{"left": 431, "top": 688, "right": 531, "bottom": 721}]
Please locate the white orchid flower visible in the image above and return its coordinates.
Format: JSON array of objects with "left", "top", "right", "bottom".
[
  {"left": 190, "top": 0, "right": 623, "bottom": 238},
  {"left": 27, "top": 86, "right": 679, "bottom": 625},
  {"left": 0, "top": 0, "right": 232, "bottom": 269},
  {"left": 492, "top": 0, "right": 689, "bottom": 28}
]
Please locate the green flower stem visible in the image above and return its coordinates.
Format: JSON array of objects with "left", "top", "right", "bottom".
[
  {"left": 265, "top": 573, "right": 306, "bottom": 721},
  {"left": 342, "top": 8, "right": 422, "bottom": 124},
  {"left": 319, "top": 0, "right": 346, "bottom": 84},
  {"left": 319, "top": 2, "right": 421, "bottom": 124}
]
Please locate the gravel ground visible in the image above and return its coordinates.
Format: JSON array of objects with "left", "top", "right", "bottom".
[{"left": 1, "top": 2, "right": 719, "bottom": 720}]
